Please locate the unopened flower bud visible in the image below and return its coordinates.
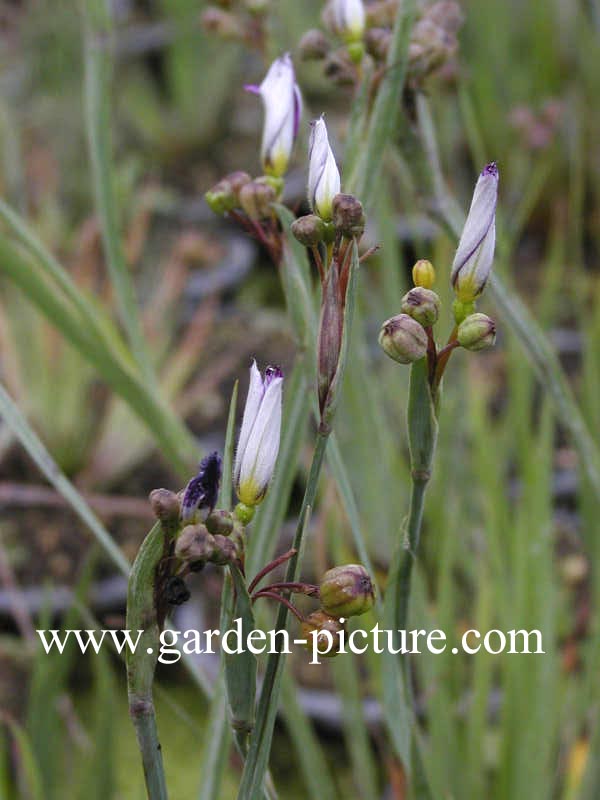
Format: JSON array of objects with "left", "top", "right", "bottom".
[
  {"left": 246, "top": 54, "right": 302, "bottom": 178},
  {"left": 364, "top": 27, "right": 392, "bottom": 61},
  {"left": 211, "top": 534, "right": 238, "bottom": 565},
  {"left": 319, "top": 564, "right": 375, "bottom": 618},
  {"left": 401, "top": 287, "right": 440, "bottom": 327},
  {"left": 378, "top": 314, "right": 428, "bottom": 364},
  {"left": 365, "top": 0, "right": 398, "bottom": 27},
  {"left": 322, "top": 0, "right": 366, "bottom": 44},
  {"left": 175, "top": 524, "right": 216, "bottom": 566},
  {"left": 457, "top": 313, "right": 496, "bottom": 351},
  {"left": 332, "top": 193, "right": 365, "bottom": 240},
  {"left": 291, "top": 214, "right": 326, "bottom": 247},
  {"left": 149, "top": 489, "right": 180, "bottom": 526},
  {"left": 412, "top": 258, "right": 436, "bottom": 289},
  {"left": 299, "top": 29, "right": 331, "bottom": 61},
  {"left": 451, "top": 162, "right": 498, "bottom": 302},
  {"left": 205, "top": 510, "right": 234, "bottom": 537},
  {"left": 201, "top": 8, "right": 245, "bottom": 40},
  {"left": 234, "top": 362, "right": 283, "bottom": 507},
  {"left": 165, "top": 576, "right": 191, "bottom": 606},
  {"left": 300, "top": 610, "right": 346, "bottom": 658},
  {"left": 308, "top": 117, "right": 341, "bottom": 221},
  {"left": 205, "top": 172, "right": 250, "bottom": 216},
  {"left": 239, "top": 179, "right": 276, "bottom": 221}
]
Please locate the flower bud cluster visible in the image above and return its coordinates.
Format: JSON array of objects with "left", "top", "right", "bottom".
[{"left": 379, "top": 162, "right": 499, "bottom": 382}]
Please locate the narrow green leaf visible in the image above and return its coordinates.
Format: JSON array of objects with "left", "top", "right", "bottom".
[
  {"left": 280, "top": 672, "right": 337, "bottom": 800},
  {"left": 126, "top": 514, "right": 179, "bottom": 800},
  {"left": 81, "top": 0, "right": 156, "bottom": 385},
  {"left": 1, "top": 716, "right": 44, "bottom": 800},
  {"left": 0, "top": 380, "right": 130, "bottom": 575}
]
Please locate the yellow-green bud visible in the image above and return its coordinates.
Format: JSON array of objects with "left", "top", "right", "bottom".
[
  {"left": 332, "top": 193, "right": 365, "bottom": 240},
  {"left": 412, "top": 258, "right": 436, "bottom": 289},
  {"left": 239, "top": 179, "right": 276, "bottom": 220},
  {"left": 457, "top": 312, "right": 496, "bottom": 351},
  {"left": 319, "top": 564, "right": 375, "bottom": 618},
  {"left": 401, "top": 287, "right": 440, "bottom": 327},
  {"left": 234, "top": 502, "right": 255, "bottom": 525},
  {"left": 205, "top": 510, "right": 234, "bottom": 537},
  {"left": 299, "top": 29, "right": 331, "bottom": 61},
  {"left": 452, "top": 298, "right": 476, "bottom": 325},
  {"left": 291, "top": 214, "right": 326, "bottom": 247},
  {"left": 378, "top": 313, "right": 428, "bottom": 364},
  {"left": 300, "top": 610, "right": 346, "bottom": 658},
  {"left": 175, "top": 524, "right": 215, "bottom": 565}
]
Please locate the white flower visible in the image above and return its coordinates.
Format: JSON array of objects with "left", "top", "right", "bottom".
[
  {"left": 234, "top": 361, "right": 283, "bottom": 507},
  {"left": 326, "top": 0, "right": 366, "bottom": 42},
  {"left": 450, "top": 162, "right": 499, "bottom": 302},
  {"left": 308, "top": 116, "right": 341, "bottom": 221},
  {"left": 246, "top": 54, "right": 302, "bottom": 178}
]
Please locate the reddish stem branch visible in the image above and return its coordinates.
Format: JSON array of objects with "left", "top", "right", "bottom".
[
  {"left": 433, "top": 327, "right": 459, "bottom": 390},
  {"left": 259, "top": 581, "right": 319, "bottom": 596},
  {"left": 251, "top": 590, "right": 305, "bottom": 622},
  {"left": 247, "top": 548, "right": 297, "bottom": 595}
]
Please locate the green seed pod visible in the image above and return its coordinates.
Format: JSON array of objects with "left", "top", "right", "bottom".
[
  {"left": 205, "top": 510, "right": 234, "bottom": 537},
  {"left": 239, "top": 179, "right": 276, "bottom": 220},
  {"left": 149, "top": 489, "right": 180, "bottom": 526},
  {"left": 205, "top": 171, "right": 251, "bottom": 216},
  {"left": 291, "top": 214, "right": 326, "bottom": 247},
  {"left": 457, "top": 313, "right": 496, "bottom": 351},
  {"left": 378, "top": 313, "right": 428, "bottom": 364},
  {"left": 175, "top": 524, "right": 216, "bottom": 567},
  {"left": 300, "top": 610, "right": 346, "bottom": 658},
  {"left": 319, "top": 564, "right": 375, "bottom": 618},
  {"left": 332, "top": 193, "right": 365, "bottom": 240},
  {"left": 401, "top": 287, "right": 441, "bottom": 327}
]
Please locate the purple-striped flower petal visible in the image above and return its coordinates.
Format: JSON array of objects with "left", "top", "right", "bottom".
[
  {"left": 250, "top": 54, "right": 302, "bottom": 178},
  {"left": 234, "top": 362, "right": 283, "bottom": 507},
  {"left": 450, "top": 162, "right": 499, "bottom": 302},
  {"left": 308, "top": 116, "right": 341, "bottom": 221}
]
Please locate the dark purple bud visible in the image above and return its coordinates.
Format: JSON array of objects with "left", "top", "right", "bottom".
[
  {"left": 181, "top": 451, "right": 222, "bottom": 522},
  {"left": 165, "top": 576, "right": 191, "bottom": 606}
]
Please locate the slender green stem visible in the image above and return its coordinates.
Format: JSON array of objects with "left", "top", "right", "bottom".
[
  {"left": 129, "top": 704, "right": 168, "bottom": 800},
  {"left": 394, "top": 477, "right": 429, "bottom": 631},
  {"left": 81, "top": 1, "right": 156, "bottom": 387},
  {"left": 237, "top": 433, "right": 328, "bottom": 800}
]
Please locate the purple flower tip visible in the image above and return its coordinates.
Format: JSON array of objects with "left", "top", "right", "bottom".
[
  {"left": 181, "top": 451, "right": 222, "bottom": 521},
  {"left": 483, "top": 161, "right": 498, "bottom": 177},
  {"left": 264, "top": 365, "right": 283, "bottom": 386},
  {"left": 244, "top": 84, "right": 261, "bottom": 95}
]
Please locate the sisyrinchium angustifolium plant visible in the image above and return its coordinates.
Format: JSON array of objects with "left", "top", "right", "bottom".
[{"left": 123, "top": 1, "right": 600, "bottom": 798}]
